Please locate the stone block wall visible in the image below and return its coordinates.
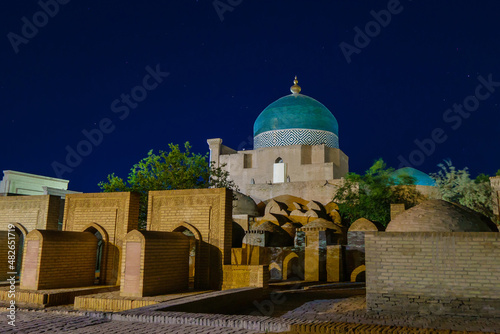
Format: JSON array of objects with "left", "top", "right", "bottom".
[
  {"left": 21, "top": 230, "right": 97, "bottom": 290},
  {"left": 63, "top": 192, "right": 140, "bottom": 285},
  {"left": 231, "top": 246, "right": 305, "bottom": 281},
  {"left": 0, "top": 195, "right": 60, "bottom": 281},
  {"left": 147, "top": 188, "right": 232, "bottom": 290},
  {"left": 366, "top": 232, "right": 500, "bottom": 317},
  {"left": 232, "top": 244, "right": 268, "bottom": 265},
  {"left": 222, "top": 265, "right": 269, "bottom": 290},
  {"left": 390, "top": 204, "right": 405, "bottom": 221},
  {"left": 246, "top": 179, "right": 344, "bottom": 205},
  {"left": 326, "top": 245, "right": 343, "bottom": 282},
  {"left": 120, "top": 230, "right": 190, "bottom": 297},
  {"left": 209, "top": 139, "right": 349, "bottom": 203},
  {"left": 0, "top": 195, "right": 60, "bottom": 232},
  {"left": 303, "top": 230, "right": 327, "bottom": 281}
]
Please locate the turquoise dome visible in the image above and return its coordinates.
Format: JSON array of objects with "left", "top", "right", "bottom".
[
  {"left": 391, "top": 167, "right": 436, "bottom": 186},
  {"left": 254, "top": 94, "right": 339, "bottom": 136},
  {"left": 253, "top": 80, "right": 339, "bottom": 149}
]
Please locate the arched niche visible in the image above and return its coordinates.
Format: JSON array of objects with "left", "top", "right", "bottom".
[{"left": 81, "top": 223, "right": 109, "bottom": 285}]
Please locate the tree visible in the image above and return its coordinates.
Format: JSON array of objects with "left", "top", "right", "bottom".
[
  {"left": 496, "top": 169, "right": 500, "bottom": 177},
  {"left": 333, "top": 159, "right": 425, "bottom": 226},
  {"left": 475, "top": 173, "right": 490, "bottom": 184},
  {"left": 431, "top": 160, "right": 496, "bottom": 222},
  {"left": 98, "top": 142, "right": 238, "bottom": 229}
]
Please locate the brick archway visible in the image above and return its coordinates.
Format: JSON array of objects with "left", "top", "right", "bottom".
[
  {"left": 12, "top": 223, "right": 28, "bottom": 278},
  {"left": 12, "top": 223, "right": 28, "bottom": 237},
  {"left": 172, "top": 222, "right": 203, "bottom": 241},
  {"left": 351, "top": 265, "right": 366, "bottom": 282},
  {"left": 283, "top": 252, "right": 301, "bottom": 280},
  {"left": 82, "top": 223, "right": 109, "bottom": 285},
  {"left": 172, "top": 222, "right": 203, "bottom": 289}
]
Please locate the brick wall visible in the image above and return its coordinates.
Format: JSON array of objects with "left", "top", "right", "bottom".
[
  {"left": 147, "top": 188, "right": 233, "bottom": 290},
  {"left": 120, "top": 230, "right": 190, "bottom": 297},
  {"left": 0, "top": 195, "right": 60, "bottom": 232},
  {"left": 326, "top": 245, "right": 343, "bottom": 282},
  {"left": 390, "top": 203, "right": 405, "bottom": 221},
  {"left": 0, "top": 195, "right": 60, "bottom": 281},
  {"left": 63, "top": 192, "right": 140, "bottom": 285},
  {"left": 303, "top": 231, "right": 327, "bottom": 281},
  {"left": 366, "top": 232, "right": 500, "bottom": 317},
  {"left": 20, "top": 230, "right": 97, "bottom": 290},
  {"left": 222, "top": 265, "right": 269, "bottom": 290}
]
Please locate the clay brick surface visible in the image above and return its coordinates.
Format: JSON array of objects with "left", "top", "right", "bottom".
[{"left": 366, "top": 232, "right": 500, "bottom": 316}]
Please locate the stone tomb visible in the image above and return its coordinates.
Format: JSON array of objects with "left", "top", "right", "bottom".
[
  {"left": 20, "top": 230, "right": 97, "bottom": 290},
  {"left": 366, "top": 200, "right": 500, "bottom": 317},
  {"left": 63, "top": 192, "right": 140, "bottom": 285},
  {"left": 298, "top": 219, "right": 344, "bottom": 282},
  {"left": 146, "top": 188, "right": 233, "bottom": 291},
  {"left": 121, "top": 230, "right": 190, "bottom": 297},
  {"left": 0, "top": 195, "right": 60, "bottom": 281}
]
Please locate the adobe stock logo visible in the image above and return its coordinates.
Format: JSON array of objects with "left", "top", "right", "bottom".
[
  {"left": 7, "top": 0, "right": 71, "bottom": 54},
  {"left": 339, "top": 0, "right": 406, "bottom": 64},
  {"left": 51, "top": 64, "right": 169, "bottom": 178},
  {"left": 398, "top": 74, "right": 499, "bottom": 168},
  {"left": 213, "top": 0, "right": 243, "bottom": 22}
]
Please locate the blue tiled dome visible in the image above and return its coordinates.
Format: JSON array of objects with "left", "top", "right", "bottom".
[
  {"left": 253, "top": 91, "right": 339, "bottom": 149},
  {"left": 391, "top": 167, "right": 436, "bottom": 186}
]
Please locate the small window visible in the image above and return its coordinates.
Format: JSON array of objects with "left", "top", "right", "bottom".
[
  {"left": 275, "top": 157, "right": 283, "bottom": 163},
  {"left": 244, "top": 154, "right": 253, "bottom": 168}
]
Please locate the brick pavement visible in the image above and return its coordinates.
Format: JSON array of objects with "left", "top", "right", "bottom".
[
  {"left": 0, "top": 310, "right": 263, "bottom": 334},
  {"left": 1, "top": 294, "right": 500, "bottom": 333},
  {"left": 281, "top": 296, "right": 500, "bottom": 333}
]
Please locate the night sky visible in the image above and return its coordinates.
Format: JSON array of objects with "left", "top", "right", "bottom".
[{"left": 1, "top": 1, "right": 499, "bottom": 193}]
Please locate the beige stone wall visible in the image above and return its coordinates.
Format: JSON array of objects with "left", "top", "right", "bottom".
[
  {"left": 209, "top": 139, "right": 348, "bottom": 202},
  {"left": 147, "top": 188, "right": 233, "bottom": 290},
  {"left": 366, "top": 232, "right": 500, "bottom": 316},
  {"left": 303, "top": 231, "right": 327, "bottom": 281},
  {"left": 0, "top": 195, "right": 60, "bottom": 232},
  {"left": 222, "top": 265, "right": 269, "bottom": 290},
  {"left": 246, "top": 179, "right": 344, "bottom": 204},
  {"left": 20, "top": 230, "right": 97, "bottom": 290},
  {"left": 326, "top": 245, "right": 343, "bottom": 282},
  {"left": 231, "top": 246, "right": 306, "bottom": 281},
  {"left": 63, "top": 192, "right": 140, "bottom": 285},
  {"left": 120, "top": 230, "right": 190, "bottom": 297},
  {"left": 390, "top": 204, "right": 406, "bottom": 221}
]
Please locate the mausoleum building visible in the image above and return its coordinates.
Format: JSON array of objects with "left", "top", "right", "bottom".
[{"left": 208, "top": 78, "right": 349, "bottom": 204}]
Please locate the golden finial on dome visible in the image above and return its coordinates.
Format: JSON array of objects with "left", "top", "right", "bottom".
[{"left": 290, "top": 76, "right": 301, "bottom": 95}]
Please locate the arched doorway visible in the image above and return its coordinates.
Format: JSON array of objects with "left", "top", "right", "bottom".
[
  {"left": 173, "top": 223, "right": 202, "bottom": 290},
  {"left": 351, "top": 265, "right": 366, "bottom": 282},
  {"left": 82, "top": 224, "right": 108, "bottom": 285},
  {"left": 11, "top": 224, "right": 27, "bottom": 280},
  {"left": 283, "top": 252, "right": 303, "bottom": 281},
  {"left": 269, "top": 262, "right": 282, "bottom": 281},
  {"left": 273, "top": 157, "right": 287, "bottom": 183}
]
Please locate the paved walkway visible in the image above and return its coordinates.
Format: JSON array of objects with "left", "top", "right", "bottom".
[
  {"left": 0, "top": 310, "right": 262, "bottom": 334},
  {"left": 281, "top": 296, "right": 500, "bottom": 333},
  {"left": 1, "top": 292, "right": 499, "bottom": 333}
]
